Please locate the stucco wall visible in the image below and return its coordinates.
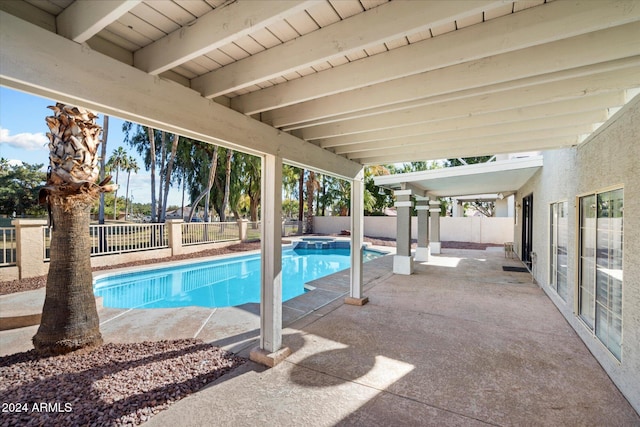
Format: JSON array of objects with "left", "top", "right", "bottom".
[{"left": 514, "top": 95, "right": 640, "bottom": 412}]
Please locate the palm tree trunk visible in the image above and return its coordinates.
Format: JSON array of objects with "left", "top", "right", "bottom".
[
  {"left": 125, "top": 171, "right": 132, "bottom": 221},
  {"left": 98, "top": 115, "right": 109, "bottom": 225},
  {"left": 33, "top": 202, "right": 102, "bottom": 354},
  {"left": 220, "top": 149, "right": 233, "bottom": 222},
  {"left": 33, "top": 103, "right": 114, "bottom": 355},
  {"left": 306, "top": 171, "right": 316, "bottom": 234},
  {"left": 297, "top": 169, "right": 304, "bottom": 233},
  {"left": 112, "top": 168, "right": 119, "bottom": 220},
  {"left": 98, "top": 116, "right": 109, "bottom": 251},
  {"left": 147, "top": 127, "right": 157, "bottom": 222},
  {"left": 161, "top": 133, "right": 179, "bottom": 222},
  {"left": 158, "top": 131, "right": 167, "bottom": 221}
]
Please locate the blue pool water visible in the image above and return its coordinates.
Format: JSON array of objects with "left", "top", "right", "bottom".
[{"left": 94, "top": 246, "right": 384, "bottom": 309}]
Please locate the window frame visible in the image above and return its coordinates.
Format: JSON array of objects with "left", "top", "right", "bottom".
[
  {"left": 576, "top": 185, "right": 624, "bottom": 361},
  {"left": 549, "top": 200, "right": 568, "bottom": 302}
]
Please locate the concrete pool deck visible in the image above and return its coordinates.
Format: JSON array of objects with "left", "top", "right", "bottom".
[{"left": 1, "top": 248, "right": 638, "bottom": 425}]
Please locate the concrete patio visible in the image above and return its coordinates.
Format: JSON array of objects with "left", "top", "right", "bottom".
[{"left": 1, "top": 248, "right": 638, "bottom": 425}]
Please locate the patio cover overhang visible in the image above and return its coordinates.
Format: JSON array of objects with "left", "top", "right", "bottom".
[
  {"left": 1, "top": 0, "right": 638, "bottom": 365},
  {"left": 373, "top": 156, "right": 544, "bottom": 198}
]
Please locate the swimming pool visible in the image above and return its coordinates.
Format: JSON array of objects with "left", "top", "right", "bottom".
[{"left": 94, "top": 245, "right": 384, "bottom": 309}]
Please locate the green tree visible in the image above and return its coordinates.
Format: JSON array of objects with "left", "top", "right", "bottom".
[{"left": 0, "top": 159, "right": 47, "bottom": 216}]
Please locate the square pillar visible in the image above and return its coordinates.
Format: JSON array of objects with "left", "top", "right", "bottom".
[
  {"left": 166, "top": 219, "right": 183, "bottom": 256},
  {"left": 237, "top": 218, "right": 249, "bottom": 241},
  {"left": 393, "top": 189, "right": 413, "bottom": 275},
  {"left": 12, "top": 219, "right": 48, "bottom": 279},
  {"left": 346, "top": 168, "right": 368, "bottom": 306},
  {"left": 250, "top": 154, "right": 291, "bottom": 367},
  {"left": 414, "top": 197, "right": 430, "bottom": 262},
  {"left": 452, "top": 199, "right": 464, "bottom": 217},
  {"left": 429, "top": 200, "right": 442, "bottom": 254}
]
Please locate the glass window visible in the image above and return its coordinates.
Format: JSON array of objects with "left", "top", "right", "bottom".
[
  {"left": 549, "top": 201, "right": 568, "bottom": 301},
  {"left": 579, "top": 189, "right": 623, "bottom": 360}
]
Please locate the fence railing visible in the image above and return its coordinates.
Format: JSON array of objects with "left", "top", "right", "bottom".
[
  {"left": 182, "top": 222, "right": 239, "bottom": 246},
  {"left": 1, "top": 218, "right": 290, "bottom": 281},
  {"left": 43, "top": 223, "right": 169, "bottom": 261},
  {"left": 0, "top": 227, "right": 16, "bottom": 266},
  {"left": 89, "top": 223, "right": 168, "bottom": 256}
]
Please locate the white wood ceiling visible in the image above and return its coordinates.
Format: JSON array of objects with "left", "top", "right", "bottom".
[{"left": 3, "top": 0, "right": 640, "bottom": 165}]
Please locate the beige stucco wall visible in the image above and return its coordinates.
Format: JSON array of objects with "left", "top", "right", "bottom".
[{"left": 514, "top": 94, "right": 640, "bottom": 412}]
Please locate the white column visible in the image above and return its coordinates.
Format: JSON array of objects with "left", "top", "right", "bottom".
[
  {"left": 453, "top": 199, "right": 464, "bottom": 217},
  {"left": 250, "top": 154, "right": 290, "bottom": 367},
  {"left": 346, "top": 168, "right": 368, "bottom": 306},
  {"left": 429, "top": 200, "right": 442, "bottom": 254},
  {"left": 393, "top": 189, "right": 414, "bottom": 275},
  {"left": 414, "top": 197, "right": 430, "bottom": 262}
]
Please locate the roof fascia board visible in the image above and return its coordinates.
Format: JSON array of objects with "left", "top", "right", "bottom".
[{"left": 373, "top": 156, "right": 543, "bottom": 187}]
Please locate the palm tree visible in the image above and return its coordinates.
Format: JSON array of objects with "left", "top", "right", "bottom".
[
  {"left": 33, "top": 103, "right": 116, "bottom": 355},
  {"left": 123, "top": 156, "right": 139, "bottom": 221},
  {"left": 107, "top": 146, "right": 128, "bottom": 220},
  {"left": 98, "top": 115, "right": 109, "bottom": 224}
]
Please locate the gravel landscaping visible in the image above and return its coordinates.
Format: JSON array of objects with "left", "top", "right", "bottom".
[{"left": 0, "top": 339, "right": 245, "bottom": 426}]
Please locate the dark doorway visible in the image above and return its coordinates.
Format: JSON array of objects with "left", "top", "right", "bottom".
[{"left": 521, "top": 193, "right": 534, "bottom": 268}]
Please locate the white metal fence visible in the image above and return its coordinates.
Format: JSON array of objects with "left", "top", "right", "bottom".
[
  {"left": 42, "top": 223, "right": 169, "bottom": 261},
  {"left": 182, "top": 222, "right": 239, "bottom": 246}
]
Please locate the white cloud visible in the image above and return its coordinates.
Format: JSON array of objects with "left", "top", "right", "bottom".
[{"left": 0, "top": 127, "right": 48, "bottom": 151}]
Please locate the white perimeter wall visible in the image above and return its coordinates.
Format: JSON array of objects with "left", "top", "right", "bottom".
[{"left": 314, "top": 216, "right": 514, "bottom": 244}]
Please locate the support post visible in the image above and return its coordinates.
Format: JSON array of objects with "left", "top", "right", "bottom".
[
  {"left": 250, "top": 154, "right": 290, "bottom": 367},
  {"left": 414, "top": 197, "right": 430, "bottom": 262},
  {"left": 429, "top": 200, "right": 442, "bottom": 254},
  {"left": 346, "top": 168, "right": 368, "bottom": 306},
  {"left": 453, "top": 199, "right": 464, "bottom": 217},
  {"left": 393, "top": 189, "right": 413, "bottom": 275}
]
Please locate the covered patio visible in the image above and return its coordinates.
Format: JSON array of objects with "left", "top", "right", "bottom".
[
  {"left": 2, "top": 247, "right": 638, "bottom": 424},
  {"left": 1, "top": 0, "right": 639, "bottom": 418}
]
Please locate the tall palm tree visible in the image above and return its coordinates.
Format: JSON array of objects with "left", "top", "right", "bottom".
[
  {"left": 123, "top": 156, "right": 139, "bottom": 221},
  {"left": 33, "top": 103, "right": 116, "bottom": 355},
  {"left": 98, "top": 115, "right": 109, "bottom": 224},
  {"left": 107, "top": 146, "right": 128, "bottom": 220}
]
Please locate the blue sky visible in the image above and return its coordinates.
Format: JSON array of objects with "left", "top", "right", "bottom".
[{"left": 0, "top": 87, "right": 183, "bottom": 205}]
